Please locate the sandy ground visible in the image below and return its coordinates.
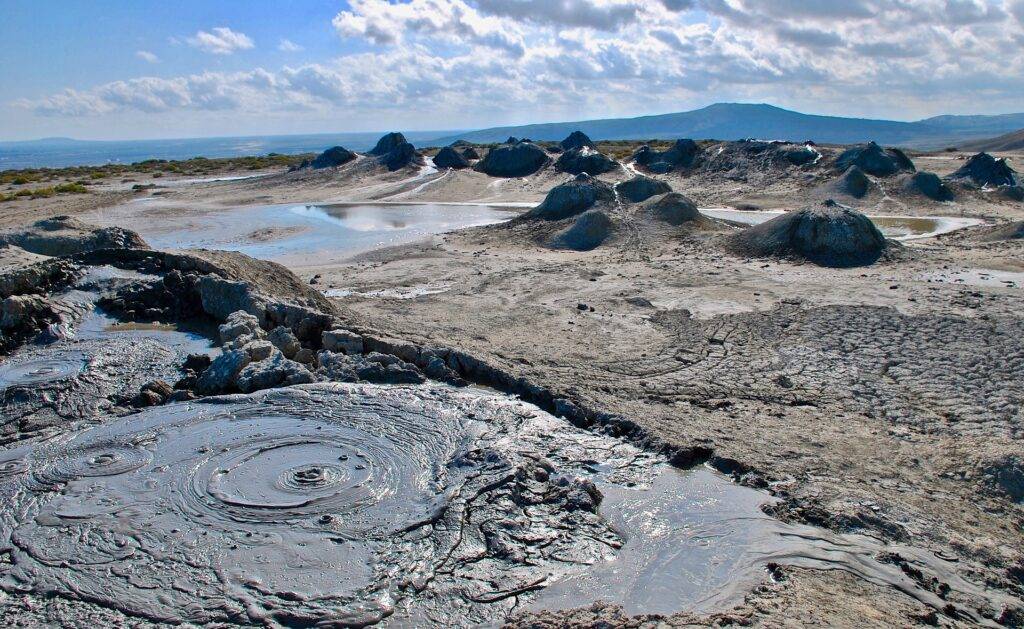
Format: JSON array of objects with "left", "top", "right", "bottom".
[{"left": 2, "top": 145, "right": 1023, "bottom": 626}]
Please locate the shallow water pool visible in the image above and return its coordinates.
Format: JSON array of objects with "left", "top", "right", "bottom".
[{"left": 97, "top": 201, "right": 519, "bottom": 267}]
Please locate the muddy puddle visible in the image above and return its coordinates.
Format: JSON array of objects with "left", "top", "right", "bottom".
[
  {"left": 0, "top": 376, "right": 1007, "bottom": 625},
  {"left": 0, "top": 266, "right": 217, "bottom": 443},
  {"left": 701, "top": 208, "right": 984, "bottom": 241},
  {"left": 92, "top": 201, "right": 519, "bottom": 267}
]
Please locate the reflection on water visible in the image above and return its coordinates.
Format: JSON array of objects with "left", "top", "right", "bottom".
[
  {"left": 701, "top": 208, "right": 984, "bottom": 241},
  {"left": 118, "top": 202, "right": 519, "bottom": 266}
]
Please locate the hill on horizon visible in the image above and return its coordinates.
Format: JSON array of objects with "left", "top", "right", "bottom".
[
  {"left": 961, "top": 128, "right": 1024, "bottom": 152},
  {"left": 427, "top": 103, "right": 1024, "bottom": 150}
]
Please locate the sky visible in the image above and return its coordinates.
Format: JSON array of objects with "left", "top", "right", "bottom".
[{"left": 1, "top": 0, "right": 1023, "bottom": 141}]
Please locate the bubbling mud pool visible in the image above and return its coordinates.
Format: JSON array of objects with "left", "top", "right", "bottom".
[{"left": 0, "top": 382, "right": 1005, "bottom": 626}]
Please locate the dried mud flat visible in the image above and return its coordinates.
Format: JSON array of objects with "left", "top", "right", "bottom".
[{"left": 1, "top": 141, "right": 1023, "bottom": 627}]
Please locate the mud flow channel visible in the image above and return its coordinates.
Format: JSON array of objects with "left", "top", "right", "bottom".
[{"left": 0, "top": 266, "right": 217, "bottom": 445}]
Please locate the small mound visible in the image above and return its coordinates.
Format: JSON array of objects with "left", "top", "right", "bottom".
[
  {"left": 726, "top": 200, "right": 887, "bottom": 268},
  {"left": 432, "top": 146, "right": 470, "bottom": 170},
  {"left": 615, "top": 175, "right": 671, "bottom": 203},
  {"left": 639, "top": 193, "right": 703, "bottom": 226},
  {"left": 561, "top": 131, "right": 596, "bottom": 152},
  {"left": 948, "top": 153, "right": 1018, "bottom": 187},
  {"left": 461, "top": 146, "right": 481, "bottom": 161},
  {"left": 1001, "top": 185, "right": 1024, "bottom": 202},
  {"left": 0, "top": 216, "right": 149, "bottom": 257},
  {"left": 378, "top": 141, "right": 422, "bottom": 171},
  {"left": 369, "top": 132, "right": 409, "bottom": 157},
  {"left": 550, "top": 210, "right": 615, "bottom": 251},
  {"left": 523, "top": 174, "right": 615, "bottom": 221},
  {"left": 781, "top": 145, "right": 819, "bottom": 166},
  {"left": 835, "top": 166, "right": 871, "bottom": 198},
  {"left": 901, "top": 171, "right": 954, "bottom": 201},
  {"left": 835, "top": 142, "right": 915, "bottom": 177},
  {"left": 633, "top": 139, "right": 701, "bottom": 174},
  {"left": 474, "top": 142, "right": 550, "bottom": 178},
  {"left": 973, "top": 221, "right": 1024, "bottom": 242},
  {"left": 307, "top": 146, "right": 357, "bottom": 170},
  {"left": 555, "top": 147, "right": 618, "bottom": 176}
]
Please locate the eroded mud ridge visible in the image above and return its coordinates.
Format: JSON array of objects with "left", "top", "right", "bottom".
[{"left": 0, "top": 384, "right": 653, "bottom": 625}]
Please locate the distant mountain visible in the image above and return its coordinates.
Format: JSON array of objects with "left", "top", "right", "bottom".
[
  {"left": 961, "top": 129, "right": 1024, "bottom": 152},
  {"left": 427, "top": 103, "right": 1024, "bottom": 150}
]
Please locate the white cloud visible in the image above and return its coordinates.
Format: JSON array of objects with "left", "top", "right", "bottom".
[
  {"left": 18, "top": 0, "right": 1024, "bottom": 126},
  {"left": 278, "top": 39, "right": 304, "bottom": 52},
  {"left": 136, "top": 50, "right": 160, "bottom": 63},
  {"left": 334, "top": 0, "right": 526, "bottom": 56},
  {"left": 187, "top": 27, "right": 255, "bottom": 55}
]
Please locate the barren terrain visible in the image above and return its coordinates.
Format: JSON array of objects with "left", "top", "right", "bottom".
[{"left": 1, "top": 139, "right": 1023, "bottom": 627}]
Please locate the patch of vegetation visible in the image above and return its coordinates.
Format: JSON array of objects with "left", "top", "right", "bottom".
[
  {"left": 0, "top": 182, "right": 89, "bottom": 202},
  {"left": 0, "top": 152, "right": 312, "bottom": 189}
]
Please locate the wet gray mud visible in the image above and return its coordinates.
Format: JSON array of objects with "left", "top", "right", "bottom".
[
  {"left": 0, "top": 381, "right": 1008, "bottom": 626},
  {"left": 0, "top": 256, "right": 1014, "bottom": 626},
  {"left": 0, "top": 266, "right": 216, "bottom": 444}
]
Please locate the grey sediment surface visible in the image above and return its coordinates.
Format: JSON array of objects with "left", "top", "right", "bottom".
[{"left": 2, "top": 136, "right": 1023, "bottom": 626}]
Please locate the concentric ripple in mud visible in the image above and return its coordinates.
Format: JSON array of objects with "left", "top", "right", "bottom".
[
  {"left": 0, "top": 353, "right": 87, "bottom": 390},
  {"left": 0, "top": 385, "right": 561, "bottom": 625},
  {"left": 0, "top": 383, "right": 1004, "bottom": 626}
]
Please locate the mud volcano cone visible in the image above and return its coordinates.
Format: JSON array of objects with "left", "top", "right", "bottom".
[
  {"left": 639, "top": 192, "right": 703, "bottom": 226},
  {"left": 432, "top": 146, "right": 470, "bottom": 169},
  {"left": 550, "top": 209, "right": 615, "bottom": 251},
  {"left": 727, "top": 200, "right": 887, "bottom": 267},
  {"left": 949, "top": 152, "right": 1018, "bottom": 187},
  {"left": 309, "top": 146, "right": 356, "bottom": 169},
  {"left": 474, "top": 141, "right": 550, "bottom": 178},
  {"left": 523, "top": 174, "right": 615, "bottom": 221}
]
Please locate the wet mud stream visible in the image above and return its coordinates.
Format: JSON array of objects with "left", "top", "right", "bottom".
[{"left": 0, "top": 370, "right": 1008, "bottom": 625}]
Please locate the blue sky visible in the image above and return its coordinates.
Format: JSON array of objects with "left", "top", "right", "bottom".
[{"left": 2, "top": 0, "right": 1023, "bottom": 141}]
